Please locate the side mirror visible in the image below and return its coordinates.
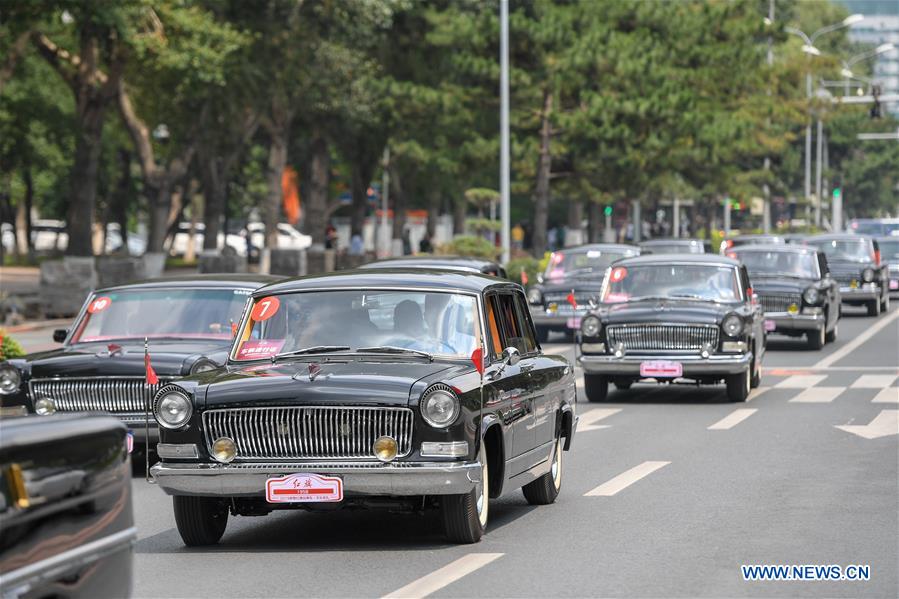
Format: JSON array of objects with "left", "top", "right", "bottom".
[
  {"left": 53, "top": 329, "right": 68, "bottom": 343},
  {"left": 502, "top": 346, "right": 521, "bottom": 366}
]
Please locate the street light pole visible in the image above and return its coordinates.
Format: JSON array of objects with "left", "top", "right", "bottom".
[
  {"left": 762, "top": 0, "right": 774, "bottom": 234},
  {"left": 499, "top": 0, "right": 511, "bottom": 264},
  {"left": 815, "top": 118, "right": 823, "bottom": 227},
  {"left": 805, "top": 71, "right": 812, "bottom": 203}
]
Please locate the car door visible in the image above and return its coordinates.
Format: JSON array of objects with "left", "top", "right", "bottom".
[
  {"left": 483, "top": 292, "right": 535, "bottom": 474},
  {"left": 511, "top": 291, "right": 556, "bottom": 450}
]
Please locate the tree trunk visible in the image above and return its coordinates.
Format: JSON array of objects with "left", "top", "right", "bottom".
[
  {"left": 112, "top": 149, "right": 131, "bottom": 250},
  {"left": 264, "top": 128, "right": 288, "bottom": 249},
  {"left": 391, "top": 169, "right": 406, "bottom": 240},
  {"left": 14, "top": 185, "right": 27, "bottom": 257},
  {"left": 532, "top": 88, "right": 553, "bottom": 256},
  {"left": 453, "top": 196, "right": 466, "bottom": 236},
  {"left": 350, "top": 163, "right": 371, "bottom": 237},
  {"left": 23, "top": 167, "right": 34, "bottom": 261},
  {"left": 66, "top": 104, "right": 105, "bottom": 256},
  {"left": 147, "top": 182, "right": 172, "bottom": 253},
  {"left": 427, "top": 189, "right": 440, "bottom": 238},
  {"left": 588, "top": 201, "right": 601, "bottom": 243},
  {"left": 200, "top": 157, "right": 224, "bottom": 251},
  {"left": 305, "top": 134, "right": 330, "bottom": 248}
]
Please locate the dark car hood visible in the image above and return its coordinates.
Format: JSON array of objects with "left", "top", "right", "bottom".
[
  {"left": 201, "top": 359, "right": 460, "bottom": 409},
  {"left": 827, "top": 258, "right": 872, "bottom": 273},
  {"left": 748, "top": 276, "right": 815, "bottom": 294},
  {"left": 603, "top": 299, "right": 732, "bottom": 325},
  {"left": 25, "top": 340, "right": 230, "bottom": 379},
  {"left": 542, "top": 277, "right": 605, "bottom": 292}
]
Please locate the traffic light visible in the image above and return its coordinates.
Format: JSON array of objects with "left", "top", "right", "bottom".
[
  {"left": 833, "top": 188, "right": 841, "bottom": 200},
  {"left": 604, "top": 205, "right": 612, "bottom": 216}
]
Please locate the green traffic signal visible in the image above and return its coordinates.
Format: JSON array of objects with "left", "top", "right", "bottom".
[
  {"left": 604, "top": 206, "right": 613, "bottom": 216},
  {"left": 832, "top": 188, "right": 841, "bottom": 199}
]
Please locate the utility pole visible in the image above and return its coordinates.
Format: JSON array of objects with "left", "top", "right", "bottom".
[
  {"left": 379, "top": 146, "right": 390, "bottom": 258},
  {"left": 762, "top": 0, "right": 774, "bottom": 233},
  {"left": 724, "top": 199, "right": 732, "bottom": 235},
  {"left": 499, "top": 0, "right": 511, "bottom": 264},
  {"left": 805, "top": 72, "right": 812, "bottom": 204},
  {"left": 815, "top": 118, "right": 823, "bottom": 227}
]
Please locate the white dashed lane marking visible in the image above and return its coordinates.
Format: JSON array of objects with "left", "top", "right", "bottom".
[
  {"left": 747, "top": 386, "right": 771, "bottom": 402},
  {"left": 578, "top": 408, "right": 621, "bottom": 431},
  {"left": 708, "top": 409, "right": 758, "bottom": 430},
  {"left": 872, "top": 387, "right": 899, "bottom": 403},
  {"left": 383, "top": 554, "right": 504, "bottom": 599},
  {"left": 851, "top": 375, "right": 898, "bottom": 389},
  {"left": 585, "top": 461, "right": 670, "bottom": 497},
  {"left": 788, "top": 387, "right": 844, "bottom": 403},
  {"left": 776, "top": 375, "right": 827, "bottom": 389}
]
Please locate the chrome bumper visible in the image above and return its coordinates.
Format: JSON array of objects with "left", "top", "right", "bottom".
[
  {"left": 764, "top": 312, "right": 824, "bottom": 332},
  {"left": 530, "top": 309, "right": 585, "bottom": 328},
  {"left": 839, "top": 286, "right": 879, "bottom": 302},
  {"left": 578, "top": 352, "right": 752, "bottom": 376},
  {"left": 150, "top": 460, "right": 482, "bottom": 497}
]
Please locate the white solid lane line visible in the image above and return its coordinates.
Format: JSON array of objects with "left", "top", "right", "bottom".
[
  {"left": 813, "top": 307, "right": 899, "bottom": 369},
  {"left": 788, "top": 387, "right": 844, "bottom": 403},
  {"left": 776, "top": 375, "right": 827, "bottom": 389},
  {"left": 851, "top": 374, "right": 898, "bottom": 389},
  {"left": 708, "top": 409, "right": 758, "bottom": 430},
  {"left": 578, "top": 408, "right": 621, "bottom": 431},
  {"left": 585, "top": 461, "right": 670, "bottom": 497},
  {"left": 747, "top": 386, "right": 771, "bottom": 402},
  {"left": 872, "top": 387, "right": 899, "bottom": 403},
  {"left": 383, "top": 553, "right": 504, "bottom": 599}
]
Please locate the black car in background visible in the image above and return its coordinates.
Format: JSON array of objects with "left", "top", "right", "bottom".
[
  {"left": 150, "top": 269, "right": 577, "bottom": 545},
  {"left": 0, "top": 414, "right": 135, "bottom": 598},
  {"left": 527, "top": 244, "right": 640, "bottom": 342},
  {"left": 639, "top": 238, "right": 707, "bottom": 254},
  {"left": 806, "top": 234, "right": 890, "bottom": 316},
  {"left": 578, "top": 254, "right": 765, "bottom": 402},
  {"left": 730, "top": 245, "right": 840, "bottom": 349},
  {"left": 876, "top": 236, "right": 899, "bottom": 296},
  {"left": 0, "top": 274, "right": 279, "bottom": 447},
  {"left": 360, "top": 255, "right": 508, "bottom": 278},
  {"left": 720, "top": 234, "right": 786, "bottom": 254}
]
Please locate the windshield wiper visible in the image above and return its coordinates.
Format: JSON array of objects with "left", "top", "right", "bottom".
[
  {"left": 668, "top": 293, "right": 714, "bottom": 301},
  {"left": 272, "top": 346, "right": 350, "bottom": 361},
  {"left": 356, "top": 346, "right": 433, "bottom": 361}
]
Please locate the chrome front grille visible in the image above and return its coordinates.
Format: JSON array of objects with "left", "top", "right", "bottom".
[
  {"left": 29, "top": 377, "right": 165, "bottom": 414},
  {"left": 202, "top": 406, "right": 414, "bottom": 461},
  {"left": 544, "top": 291, "right": 598, "bottom": 305},
  {"left": 758, "top": 293, "right": 801, "bottom": 313},
  {"left": 606, "top": 324, "right": 719, "bottom": 353}
]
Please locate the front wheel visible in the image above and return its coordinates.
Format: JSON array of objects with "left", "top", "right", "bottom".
[
  {"left": 867, "top": 299, "right": 881, "bottom": 317},
  {"left": 825, "top": 323, "right": 837, "bottom": 343},
  {"left": 173, "top": 496, "right": 229, "bottom": 546},
  {"left": 881, "top": 294, "right": 890, "bottom": 313},
  {"left": 806, "top": 326, "right": 825, "bottom": 350},
  {"left": 613, "top": 379, "right": 632, "bottom": 391},
  {"left": 442, "top": 442, "right": 488, "bottom": 544},
  {"left": 726, "top": 369, "right": 750, "bottom": 402},
  {"left": 584, "top": 374, "right": 609, "bottom": 402},
  {"left": 522, "top": 434, "right": 562, "bottom": 505},
  {"left": 536, "top": 327, "right": 549, "bottom": 344},
  {"left": 750, "top": 357, "right": 761, "bottom": 389}
]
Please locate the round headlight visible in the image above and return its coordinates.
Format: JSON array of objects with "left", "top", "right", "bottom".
[
  {"left": 862, "top": 268, "right": 875, "bottom": 283},
  {"left": 581, "top": 315, "right": 601, "bottom": 338},
  {"left": 802, "top": 287, "right": 819, "bottom": 304},
  {"left": 527, "top": 288, "right": 543, "bottom": 305},
  {"left": 154, "top": 388, "right": 193, "bottom": 429},
  {"left": 373, "top": 436, "right": 398, "bottom": 462},
  {"left": 34, "top": 397, "right": 57, "bottom": 416},
  {"left": 0, "top": 365, "right": 21, "bottom": 395},
  {"left": 190, "top": 359, "right": 218, "bottom": 375},
  {"left": 421, "top": 386, "right": 460, "bottom": 428},
  {"left": 212, "top": 437, "right": 237, "bottom": 463},
  {"left": 722, "top": 313, "right": 744, "bottom": 337}
]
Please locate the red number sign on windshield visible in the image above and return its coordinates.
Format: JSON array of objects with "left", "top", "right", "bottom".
[
  {"left": 88, "top": 296, "right": 112, "bottom": 314},
  {"left": 251, "top": 296, "right": 280, "bottom": 322},
  {"left": 610, "top": 267, "right": 627, "bottom": 283}
]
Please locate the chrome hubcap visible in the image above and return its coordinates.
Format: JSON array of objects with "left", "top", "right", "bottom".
[
  {"left": 551, "top": 438, "right": 562, "bottom": 491},
  {"left": 476, "top": 445, "right": 488, "bottom": 527}
]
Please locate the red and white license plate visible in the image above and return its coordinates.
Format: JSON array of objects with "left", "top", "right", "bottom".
[
  {"left": 640, "top": 360, "right": 683, "bottom": 378},
  {"left": 764, "top": 319, "right": 777, "bottom": 332},
  {"left": 566, "top": 317, "right": 581, "bottom": 329},
  {"left": 890, "top": 280, "right": 898, "bottom": 290},
  {"left": 265, "top": 473, "right": 343, "bottom": 503}
]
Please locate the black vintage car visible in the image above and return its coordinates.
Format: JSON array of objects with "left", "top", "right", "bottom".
[
  {"left": 806, "top": 234, "right": 890, "bottom": 316},
  {"left": 639, "top": 238, "right": 707, "bottom": 254},
  {"left": 578, "top": 254, "right": 765, "bottom": 402},
  {"left": 150, "top": 269, "right": 577, "bottom": 545},
  {"left": 360, "top": 255, "right": 508, "bottom": 278},
  {"left": 527, "top": 244, "right": 640, "bottom": 342},
  {"left": 0, "top": 414, "right": 135, "bottom": 598},
  {"left": 730, "top": 245, "right": 840, "bottom": 349},
  {"left": 0, "top": 274, "right": 279, "bottom": 447},
  {"left": 875, "top": 236, "right": 899, "bottom": 297}
]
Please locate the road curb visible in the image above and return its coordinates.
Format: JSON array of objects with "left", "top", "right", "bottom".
[{"left": 2, "top": 319, "right": 71, "bottom": 334}]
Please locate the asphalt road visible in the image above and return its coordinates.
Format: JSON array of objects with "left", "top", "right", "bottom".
[{"left": 16, "top": 303, "right": 899, "bottom": 598}]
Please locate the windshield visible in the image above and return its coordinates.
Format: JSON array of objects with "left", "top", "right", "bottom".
[
  {"left": 733, "top": 251, "right": 818, "bottom": 278},
  {"left": 878, "top": 240, "right": 899, "bottom": 261},
  {"left": 809, "top": 239, "right": 872, "bottom": 262},
  {"left": 71, "top": 288, "right": 250, "bottom": 343},
  {"left": 233, "top": 290, "right": 481, "bottom": 360},
  {"left": 643, "top": 243, "right": 703, "bottom": 255},
  {"left": 545, "top": 249, "right": 637, "bottom": 282},
  {"left": 601, "top": 264, "right": 741, "bottom": 303}
]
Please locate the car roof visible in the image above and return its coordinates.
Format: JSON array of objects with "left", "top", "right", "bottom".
[
  {"left": 99, "top": 273, "right": 282, "bottom": 293},
  {"left": 359, "top": 255, "right": 499, "bottom": 271},
  {"left": 255, "top": 268, "right": 518, "bottom": 296},
  {"left": 732, "top": 234, "right": 785, "bottom": 241},
  {"left": 807, "top": 233, "right": 872, "bottom": 242},
  {"left": 615, "top": 254, "right": 741, "bottom": 267},
  {"left": 731, "top": 243, "right": 817, "bottom": 254},
  {"left": 555, "top": 243, "right": 639, "bottom": 253},
  {"left": 639, "top": 238, "right": 703, "bottom": 246}
]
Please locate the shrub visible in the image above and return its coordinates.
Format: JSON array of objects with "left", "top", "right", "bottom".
[
  {"left": 0, "top": 331, "right": 25, "bottom": 360},
  {"left": 437, "top": 235, "right": 500, "bottom": 260},
  {"left": 506, "top": 256, "right": 540, "bottom": 286}
]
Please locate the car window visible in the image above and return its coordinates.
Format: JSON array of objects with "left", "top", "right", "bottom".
[
  {"left": 512, "top": 292, "right": 538, "bottom": 353},
  {"left": 733, "top": 250, "right": 819, "bottom": 278},
  {"left": 602, "top": 264, "right": 741, "bottom": 303},
  {"left": 545, "top": 248, "right": 637, "bottom": 282},
  {"left": 488, "top": 293, "right": 530, "bottom": 355},
  {"left": 485, "top": 295, "right": 504, "bottom": 357}
]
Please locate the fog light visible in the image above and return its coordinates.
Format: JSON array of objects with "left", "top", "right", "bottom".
[
  {"left": 421, "top": 441, "right": 469, "bottom": 457},
  {"left": 787, "top": 303, "right": 799, "bottom": 314},
  {"left": 212, "top": 437, "right": 237, "bottom": 463},
  {"left": 34, "top": 397, "right": 57, "bottom": 416},
  {"left": 547, "top": 303, "right": 558, "bottom": 314},
  {"left": 700, "top": 343, "right": 713, "bottom": 359},
  {"left": 582, "top": 342, "right": 606, "bottom": 353},
  {"left": 373, "top": 436, "right": 398, "bottom": 462},
  {"left": 613, "top": 343, "right": 625, "bottom": 358},
  {"left": 722, "top": 341, "right": 747, "bottom": 353}
]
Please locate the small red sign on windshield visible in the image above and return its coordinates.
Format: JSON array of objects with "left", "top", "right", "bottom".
[
  {"left": 251, "top": 296, "right": 280, "bottom": 321},
  {"left": 610, "top": 267, "right": 627, "bottom": 282},
  {"left": 237, "top": 339, "right": 285, "bottom": 360},
  {"left": 88, "top": 296, "right": 112, "bottom": 313}
]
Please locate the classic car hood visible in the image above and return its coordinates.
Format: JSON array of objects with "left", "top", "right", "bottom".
[
  {"left": 603, "top": 298, "right": 732, "bottom": 325},
  {"left": 826, "top": 258, "right": 871, "bottom": 274},
  {"left": 202, "top": 359, "right": 459, "bottom": 408},
  {"left": 542, "top": 278, "right": 605, "bottom": 293},
  {"left": 748, "top": 275, "right": 814, "bottom": 294},
  {"left": 26, "top": 340, "right": 229, "bottom": 379}
]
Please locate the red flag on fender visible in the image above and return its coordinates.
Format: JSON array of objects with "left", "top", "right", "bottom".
[
  {"left": 566, "top": 291, "right": 577, "bottom": 309},
  {"left": 520, "top": 268, "right": 528, "bottom": 286},
  {"left": 471, "top": 347, "right": 485, "bottom": 375},
  {"left": 144, "top": 341, "right": 159, "bottom": 386}
]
